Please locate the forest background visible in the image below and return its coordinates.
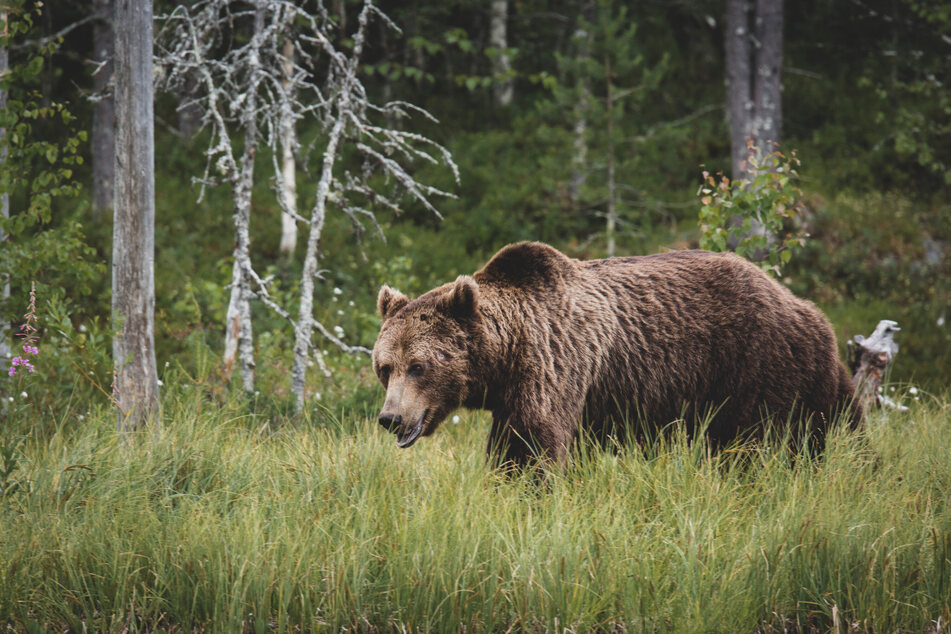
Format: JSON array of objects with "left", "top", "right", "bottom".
[{"left": 2, "top": 0, "right": 950, "bottom": 411}]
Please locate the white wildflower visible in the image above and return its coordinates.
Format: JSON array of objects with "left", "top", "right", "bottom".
[
  {"left": 337, "top": 309, "right": 344, "bottom": 316},
  {"left": 157, "top": 379, "right": 164, "bottom": 387},
  {"left": 938, "top": 316, "right": 946, "bottom": 327},
  {"left": 7, "top": 396, "right": 13, "bottom": 403},
  {"left": 909, "top": 386, "right": 919, "bottom": 395},
  {"left": 333, "top": 287, "right": 343, "bottom": 296},
  {"left": 20, "top": 392, "right": 27, "bottom": 399},
  {"left": 452, "top": 415, "right": 460, "bottom": 424},
  {"left": 307, "top": 359, "right": 314, "bottom": 367},
  {"left": 348, "top": 300, "right": 355, "bottom": 307},
  {"left": 333, "top": 326, "right": 345, "bottom": 337},
  {"left": 79, "top": 324, "right": 87, "bottom": 333}
]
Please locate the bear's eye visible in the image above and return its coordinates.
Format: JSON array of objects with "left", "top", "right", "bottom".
[
  {"left": 379, "top": 365, "right": 391, "bottom": 380},
  {"left": 408, "top": 363, "right": 424, "bottom": 377}
]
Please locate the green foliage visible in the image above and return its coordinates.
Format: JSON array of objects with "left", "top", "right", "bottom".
[
  {"left": 787, "top": 192, "right": 951, "bottom": 389},
  {"left": 0, "top": 2, "right": 104, "bottom": 341},
  {"left": 698, "top": 148, "right": 806, "bottom": 276},
  {"left": 1, "top": 383, "right": 949, "bottom": 630}
]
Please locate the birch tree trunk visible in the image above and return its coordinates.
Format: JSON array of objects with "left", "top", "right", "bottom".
[
  {"left": 113, "top": 0, "right": 159, "bottom": 432},
  {"left": 0, "top": 12, "right": 9, "bottom": 370},
  {"left": 279, "top": 37, "right": 297, "bottom": 256},
  {"left": 92, "top": 0, "right": 114, "bottom": 215},
  {"left": 490, "top": 0, "right": 513, "bottom": 107},
  {"left": 222, "top": 4, "right": 264, "bottom": 393}
]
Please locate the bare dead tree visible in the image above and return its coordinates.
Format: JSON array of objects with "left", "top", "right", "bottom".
[
  {"left": 288, "top": 0, "right": 458, "bottom": 411},
  {"left": 157, "top": 0, "right": 299, "bottom": 391},
  {"left": 157, "top": 0, "right": 457, "bottom": 409},
  {"left": 113, "top": 0, "right": 159, "bottom": 431}
]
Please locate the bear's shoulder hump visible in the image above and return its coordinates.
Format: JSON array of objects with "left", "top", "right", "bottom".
[{"left": 474, "top": 242, "right": 575, "bottom": 288}]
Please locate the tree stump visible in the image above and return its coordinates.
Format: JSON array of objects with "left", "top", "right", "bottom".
[{"left": 848, "top": 320, "right": 905, "bottom": 412}]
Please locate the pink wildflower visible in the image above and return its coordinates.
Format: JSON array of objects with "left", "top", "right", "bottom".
[{"left": 8, "top": 282, "right": 39, "bottom": 378}]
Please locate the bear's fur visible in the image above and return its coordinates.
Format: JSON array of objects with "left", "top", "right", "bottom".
[{"left": 372, "top": 242, "right": 860, "bottom": 466}]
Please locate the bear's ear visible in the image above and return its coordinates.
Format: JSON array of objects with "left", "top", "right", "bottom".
[
  {"left": 438, "top": 275, "right": 479, "bottom": 319},
  {"left": 378, "top": 285, "right": 409, "bottom": 321}
]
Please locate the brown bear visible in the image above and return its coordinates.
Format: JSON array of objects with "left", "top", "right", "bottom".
[{"left": 372, "top": 242, "right": 860, "bottom": 467}]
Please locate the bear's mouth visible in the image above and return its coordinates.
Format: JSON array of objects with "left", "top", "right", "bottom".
[{"left": 396, "top": 409, "right": 427, "bottom": 448}]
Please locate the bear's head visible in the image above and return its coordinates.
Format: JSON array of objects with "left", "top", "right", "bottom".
[{"left": 371, "top": 276, "right": 480, "bottom": 448}]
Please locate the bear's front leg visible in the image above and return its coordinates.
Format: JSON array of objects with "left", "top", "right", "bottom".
[{"left": 486, "top": 409, "right": 572, "bottom": 470}]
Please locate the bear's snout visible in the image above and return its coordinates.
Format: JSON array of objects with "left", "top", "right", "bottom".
[{"left": 378, "top": 413, "right": 401, "bottom": 431}]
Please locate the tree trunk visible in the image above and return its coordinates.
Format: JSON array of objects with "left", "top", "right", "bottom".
[
  {"left": 751, "top": 0, "right": 783, "bottom": 153},
  {"left": 0, "top": 12, "right": 9, "bottom": 370},
  {"left": 605, "top": 57, "right": 617, "bottom": 258},
  {"left": 92, "top": 0, "right": 114, "bottom": 216},
  {"left": 292, "top": 115, "right": 340, "bottom": 412},
  {"left": 222, "top": 4, "right": 264, "bottom": 393},
  {"left": 725, "top": 0, "right": 752, "bottom": 180},
  {"left": 279, "top": 37, "right": 297, "bottom": 256},
  {"left": 489, "top": 0, "right": 513, "bottom": 107},
  {"left": 725, "top": 0, "right": 783, "bottom": 179},
  {"left": 291, "top": 2, "right": 372, "bottom": 412},
  {"left": 569, "top": 1, "right": 592, "bottom": 211},
  {"left": 113, "top": 0, "right": 159, "bottom": 432}
]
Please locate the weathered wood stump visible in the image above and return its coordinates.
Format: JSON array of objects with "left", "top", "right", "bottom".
[{"left": 848, "top": 320, "right": 906, "bottom": 412}]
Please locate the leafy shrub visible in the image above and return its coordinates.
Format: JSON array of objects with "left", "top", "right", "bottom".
[{"left": 698, "top": 147, "right": 806, "bottom": 276}]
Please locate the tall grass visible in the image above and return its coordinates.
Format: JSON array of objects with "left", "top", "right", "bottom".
[{"left": 1, "top": 386, "right": 949, "bottom": 632}]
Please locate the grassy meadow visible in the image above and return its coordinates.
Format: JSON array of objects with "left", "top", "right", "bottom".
[{"left": 1, "top": 380, "right": 949, "bottom": 632}]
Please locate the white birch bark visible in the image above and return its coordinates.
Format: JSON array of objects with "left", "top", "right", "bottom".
[
  {"left": 113, "top": 0, "right": 159, "bottom": 432},
  {"left": 489, "top": 0, "right": 513, "bottom": 107},
  {"left": 222, "top": 3, "right": 265, "bottom": 392},
  {"left": 278, "top": 37, "right": 297, "bottom": 255}
]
